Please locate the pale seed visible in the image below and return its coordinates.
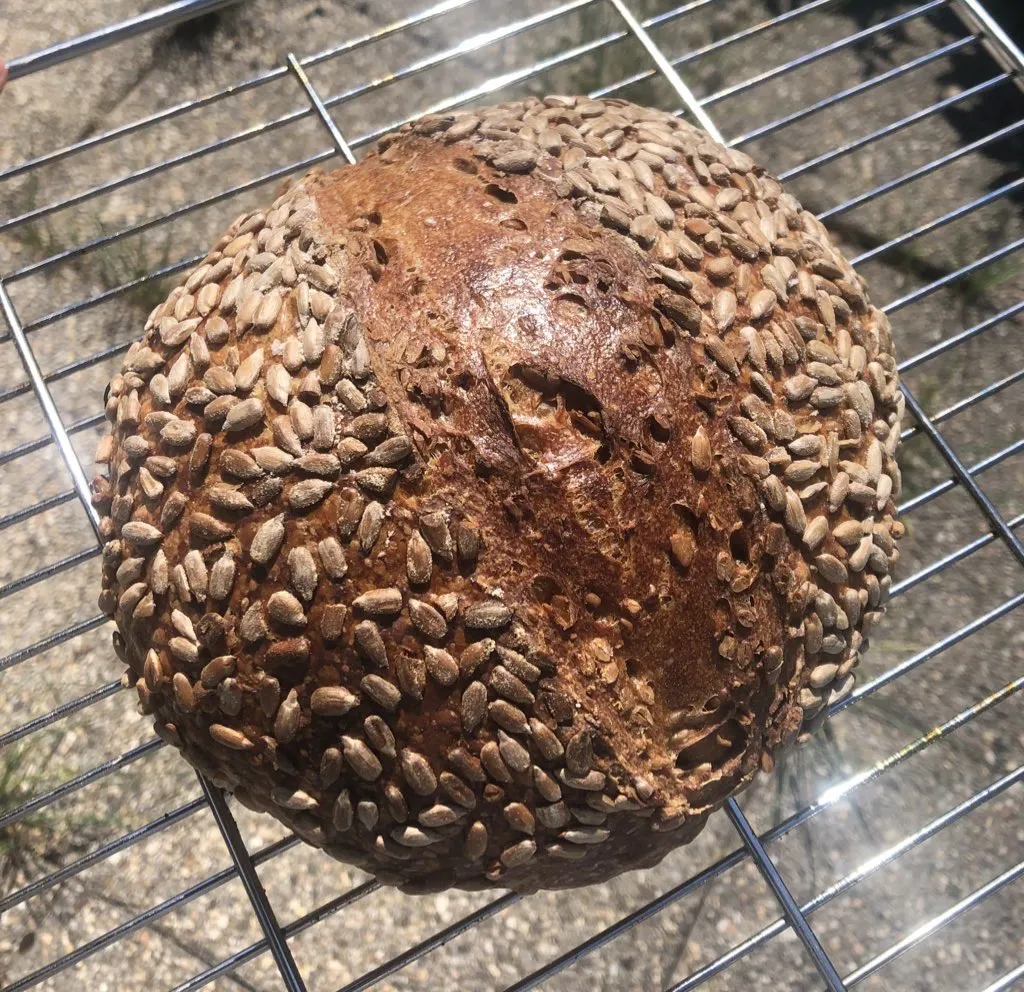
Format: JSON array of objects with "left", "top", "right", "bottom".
[
  {"left": 310, "top": 685, "right": 359, "bottom": 716},
  {"left": 360, "top": 674, "right": 401, "bottom": 710}
]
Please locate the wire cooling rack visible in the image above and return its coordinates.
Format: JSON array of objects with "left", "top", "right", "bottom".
[{"left": 0, "top": 1, "right": 1022, "bottom": 990}]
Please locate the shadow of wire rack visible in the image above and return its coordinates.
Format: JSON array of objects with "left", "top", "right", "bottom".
[{"left": 1, "top": 0, "right": 1022, "bottom": 989}]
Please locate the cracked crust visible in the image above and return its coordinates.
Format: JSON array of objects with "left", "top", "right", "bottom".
[{"left": 95, "top": 95, "right": 903, "bottom": 893}]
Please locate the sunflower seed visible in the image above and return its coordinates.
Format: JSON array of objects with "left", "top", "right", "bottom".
[
  {"left": 800, "top": 516, "right": 828, "bottom": 551},
  {"left": 406, "top": 530, "right": 433, "bottom": 585},
  {"left": 282, "top": 548, "right": 317, "bottom": 604},
  {"left": 386, "top": 758, "right": 435, "bottom": 813},
  {"left": 832, "top": 519, "right": 864, "bottom": 545},
  {"left": 362, "top": 435, "right": 410, "bottom": 468},
  {"left": 342, "top": 736, "right": 383, "bottom": 780},
  {"left": 308, "top": 406, "right": 334, "bottom": 452},
  {"left": 355, "top": 801, "right": 378, "bottom": 832},
  {"left": 434, "top": 592, "right": 460, "bottom": 623},
  {"left": 461, "top": 821, "right": 487, "bottom": 859},
  {"left": 705, "top": 336, "right": 738, "bottom": 377},
  {"left": 390, "top": 824, "right": 438, "bottom": 849},
  {"left": 454, "top": 641, "right": 490, "bottom": 681},
  {"left": 528, "top": 718, "right": 564, "bottom": 761},
  {"left": 727, "top": 416, "right": 767, "bottom": 453},
  {"left": 143, "top": 649, "right": 167, "bottom": 690},
  {"left": 264, "top": 364, "right": 291, "bottom": 407},
  {"left": 282, "top": 337, "right": 304, "bottom": 374},
  {"left": 286, "top": 478, "right": 333, "bottom": 511},
  {"left": 388, "top": 649, "right": 424, "bottom": 700},
  {"left": 169, "top": 672, "right": 195, "bottom": 711},
  {"left": 847, "top": 481, "right": 876, "bottom": 505},
  {"left": 239, "top": 602, "right": 268, "bottom": 643},
  {"left": 351, "top": 717, "right": 393, "bottom": 764},
  {"left": 419, "top": 511, "right": 455, "bottom": 562},
  {"left": 360, "top": 674, "right": 401, "bottom": 711},
  {"left": 712, "top": 289, "right": 736, "bottom": 332},
  {"left": 334, "top": 381, "right": 366, "bottom": 416},
  {"left": 784, "top": 459, "right": 820, "bottom": 485},
  {"left": 165, "top": 630, "right": 197, "bottom": 663},
  {"left": 313, "top": 532, "right": 346, "bottom": 581},
  {"left": 412, "top": 803, "right": 456, "bottom": 829},
  {"left": 121, "top": 521, "right": 163, "bottom": 547},
  {"left": 301, "top": 319, "right": 326, "bottom": 365},
  {"left": 815, "top": 553, "right": 849, "bottom": 585},
  {"left": 433, "top": 772, "right": 474, "bottom": 811},
  {"left": 122, "top": 435, "right": 151, "bottom": 461},
  {"left": 116, "top": 557, "right": 145, "bottom": 587},
  {"left": 690, "top": 426, "right": 712, "bottom": 474},
  {"left": 149, "top": 550, "right": 169, "bottom": 595},
  {"left": 218, "top": 449, "right": 262, "bottom": 481},
  {"left": 326, "top": 789, "right": 353, "bottom": 832},
  {"left": 210, "top": 724, "right": 252, "bottom": 750},
  {"left": 565, "top": 731, "right": 593, "bottom": 775},
  {"left": 460, "top": 681, "right": 487, "bottom": 732},
  {"left": 245, "top": 476, "right": 283, "bottom": 509},
  {"left": 498, "top": 731, "right": 531, "bottom": 773},
  {"left": 493, "top": 147, "right": 538, "bottom": 172},
  {"left": 222, "top": 398, "right": 264, "bottom": 433},
  {"left": 464, "top": 600, "right": 513, "bottom": 630},
  {"left": 232, "top": 348, "right": 263, "bottom": 392},
  {"left": 248, "top": 446, "right": 290, "bottom": 475},
  {"left": 317, "top": 603, "right": 345, "bottom": 642},
  {"left": 809, "top": 386, "right": 844, "bottom": 410},
  {"left": 354, "top": 620, "right": 388, "bottom": 668},
  {"left": 534, "top": 803, "right": 571, "bottom": 832},
  {"left": 560, "top": 827, "right": 609, "bottom": 845},
  {"left": 357, "top": 501, "right": 384, "bottom": 554},
  {"left": 480, "top": 741, "right": 512, "bottom": 783},
  {"left": 218, "top": 677, "right": 243, "bottom": 716},
  {"left": 783, "top": 375, "right": 815, "bottom": 402},
  {"left": 488, "top": 666, "right": 535, "bottom": 707},
  {"left": 250, "top": 515, "right": 285, "bottom": 567},
  {"left": 267, "top": 590, "right": 307, "bottom": 627},
  {"left": 286, "top": 402, "right": 312, "bottom": 443},
  {"left": 160, "top": 418, "right": 197, "bottom": 448},
  {"left": 181, "top": 550, "right": 208, "bottom": 602},
  {"left": 308, "top": 685, "right": 358, "bottom": 717},
  {"left": 353, "top": 587, "right": 402, "bottom": 617},
  {"left": 197, "top": 654, "right": 234, "bottom": 691},
  {"left": 847, "top": 535, "right": 873, "bottom": 573},
  {"left": 532, "top": 766, "right": 562, "bottom": 803},
  {"left": 136, "top": 467, "right": 162, "bottom": 500},
  {"left": 188, "top": 385, "right": 218, "bottom": 408},
  {"left": 345, "top": 412, "right": 388, "bottom": 444},
  {"left": 489, "top": 699, "right": 529, "bottom": 734},
  {"left": 784, "top": 489, "right": 807, "bottom": 534},
  {"left": 498, "top": 646, "right": 541, "bottom": 682},
  {"left": 656, "top": 291, "right": 702, "bottom": 332},
  {"left": 416, "top": 647, "right": 457, "bottom": 688},
  {"left": 251, "top": 291, "right": 282, "bottom": 332},
  {"left": 408, "top": 598, "right": 447, "bottom": 640},
  {"left": 203, "top": 365, "right": 236, "bottom": 395},
  {"left": 828, "top": 472, "right": 850, "bottom": 513},
  {"left": 207, "top": 484, "right": 254, "bottom": 513}
]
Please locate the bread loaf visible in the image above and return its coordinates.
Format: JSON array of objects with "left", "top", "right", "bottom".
[{"left": 95, "top": 95, "right": 904, "bottom": 893}]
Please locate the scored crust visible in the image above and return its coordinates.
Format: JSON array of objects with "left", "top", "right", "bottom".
[{"left": 95, "top": 95, "right": 904, "bottom": 893}]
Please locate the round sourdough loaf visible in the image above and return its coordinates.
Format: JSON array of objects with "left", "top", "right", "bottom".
[{"left": 95, "top": 95, "right": 904, "bottom": 893}]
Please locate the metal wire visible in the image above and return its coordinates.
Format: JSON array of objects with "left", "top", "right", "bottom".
[{"left": 1, "top": 1, "right": 1022, "bottom": 990}]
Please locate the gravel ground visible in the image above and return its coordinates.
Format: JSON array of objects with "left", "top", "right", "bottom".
[{"left": 1, "top": 1, "right": 1022, "bottom": 991}]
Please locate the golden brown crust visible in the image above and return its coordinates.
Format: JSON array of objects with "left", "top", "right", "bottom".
[{"left": 95, "top": 95, "right": 903, "bottom": 893}]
